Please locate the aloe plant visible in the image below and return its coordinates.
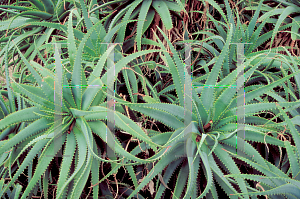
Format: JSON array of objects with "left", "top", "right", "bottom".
[
  {"left": 224, "top": 103, "right": 300, "bottom": 198},
  {"left": 187, "top": 0, "right": 300, "bottom": 81},
  {"left": 0, "top": 0, "right": 72, "bottom": 67},
  {"left": 106, "top": 20, "right": 300, "bottom": 198},
  {"left": 223, "top": 89, "right": 300, "bottom": 198},
  {"left": 0, "top": 0, "right": 123, "bottom": 83},
  {"left": 246, "top": 0, "right": 300, "bottom": 42},
  {"left": 0, "top": 0, "right": 299, "bottom": 198},
  {"left": 106, "top": 0, "right": 186, "bottom": 52},
  {"left": 0, "top": 9, "right": 177, "bottom": 198}
]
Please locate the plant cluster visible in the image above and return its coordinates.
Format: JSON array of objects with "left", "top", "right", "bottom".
[{"left": 0, "top": 0, "right": 300, "bottom": 198}]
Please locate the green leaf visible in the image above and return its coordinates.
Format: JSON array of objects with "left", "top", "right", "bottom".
[
  {"left": 201, "top": 23, "right": 233, "bottom": 112},
  {"left": 173, "top": 160, "right": 189, "bottom": 198},
  {"left": 284, "top": 141, "right": 300, "bottom": 179},
  {"left": 56, "top": 133, "right": 76, "bottom": 199},
  {"left": 68, "top": 9, "right": 78, "bottom": 68},
  {"left": 28, "top": 0, "right": 46, "bottom": 11},
  {"left": 21, "top": 134, "right": 66, "bottom": 198},
  {"left": 81, "top": 78, "right": 105, "bottom": 111},
  {"left": 152, "top": 0, "right": 173, "bottom": 30},
  {"left": 291, "top": 16, "right": 300, "bottom": 40},
  {"left": 17, "top": 10, "right": 53, "bottom": 19},
  {"left": 40, "top": 0, "right": 54, "bottom": 14},
  {"left": 0, "top": 118, "right": 50, "bottom": 155},
  {"left": 136, "top": 0, "right": 152, "bottom": 51}
]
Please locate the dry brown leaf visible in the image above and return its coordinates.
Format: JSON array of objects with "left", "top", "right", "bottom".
[
  {"left": 148, "top": 180, "right": 155, "bottom": 196},
  {"left": 158, "top": 173, "right": 170, "bottom": 190},
  {"left": 107, "top": 99, "right": 117, "bottom": 108}
]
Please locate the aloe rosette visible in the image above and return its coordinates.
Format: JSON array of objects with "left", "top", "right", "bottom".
[
  {"left": 107, "top": 22, "right": 300, "bottom": 198},
  {"left": 0, "top": 11, "right": 172, "bottom": 198},
  {"left": 0, "top": 0, "right": 72, "bottom": 65}
]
